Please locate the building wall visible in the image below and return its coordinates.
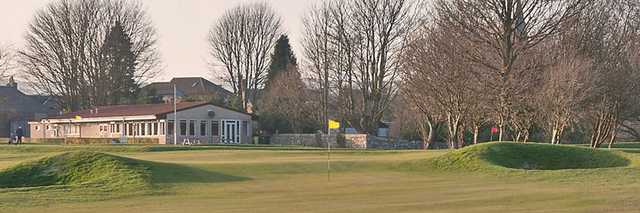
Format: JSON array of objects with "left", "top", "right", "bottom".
[
  {"left": 29, "top": 104, "right": 253, "bottom": 145},
  {"left": 164, "top": 105, "right": 252, "bottom": 144},
  {"left": 30, "top": 120, "right": 164, "bottom": 141}
]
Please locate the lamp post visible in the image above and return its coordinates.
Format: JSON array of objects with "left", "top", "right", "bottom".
[{"left": 174, "top": 84, "right": 178, "bottom": 145}]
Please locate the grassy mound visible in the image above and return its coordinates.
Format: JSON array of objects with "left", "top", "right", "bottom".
[
  {"left": 0, "top": 151, "right": 150, "bottom": 190},
  {"left": 431, "top": 142, "right": 630, "bottom": 171}
]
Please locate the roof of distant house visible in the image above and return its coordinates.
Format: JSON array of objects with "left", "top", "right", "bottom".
[
  {"left": 143, "top": 77, "right": 232, "bottom": 98},
  {"left": 143, "top": 82, "right": 185, "bottom": 97},
  {"left": 47, "top": 101, "right": 251, "bottom": 120},
  {"left": 0, "top": 86, "right": 58, "bottom": 114}
]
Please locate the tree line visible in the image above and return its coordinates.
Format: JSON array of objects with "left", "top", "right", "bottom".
[
  {"left": 16, "top": 0, "right": 160, "bottom": 112},
  {"left": 401, "top": 0, "right": 640, "bottom": 149},
  {"left": 4, "top": 0, "right": 640, "bottom": 148}
]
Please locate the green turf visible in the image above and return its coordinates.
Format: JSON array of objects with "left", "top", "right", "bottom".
[
  {"left": 0, "top": 143, "right": 326, "bottom": 154},
  {"left": 1, "top": 143, "right": 640, "bottom": 212},
  {"left": 0, "top": 151, "right": 151, "bottom": 189},
  {"left": 429, "top": 142, "right": 630, "bottom": 171}
]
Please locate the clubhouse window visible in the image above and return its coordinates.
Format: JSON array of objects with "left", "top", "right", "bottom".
[
  {"left": 211, "top": 121, "right": 219, "bottom": 136},
  {"left": 200, "top": 120, "right": 207, "bottom": 136},
  {"left": 153, "top": 123, "right": 159, "bottom": 135},
  {"left": 167, "top": 121, "right": 174, "bottom": 135},
  {"left": 189, "top": 120, "right": 195, "bottom": 136},
  {"left": 180, "top": 120, "right": 187, "bottom": 136}
]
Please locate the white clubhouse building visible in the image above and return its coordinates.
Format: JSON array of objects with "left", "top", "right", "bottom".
[{"left": 29, "top": 102, "right": 253, "bottom": 144}]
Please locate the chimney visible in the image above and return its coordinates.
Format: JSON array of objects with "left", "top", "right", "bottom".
[{"left": 6, "top": 76, "right": 17, "bottom": 89}]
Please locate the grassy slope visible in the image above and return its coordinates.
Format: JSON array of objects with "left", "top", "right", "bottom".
[
  {"left": 0, "top": 151, "right": 155, "bottom": 207},
  {"left": 429, "top": 142, "right": 630, "bottom": 171},
  {"left": 1, "top": 143, "right": 640, "bottom": 212},
  {"left": 0, "top": 152, "right": 151, "bottom": 188}
]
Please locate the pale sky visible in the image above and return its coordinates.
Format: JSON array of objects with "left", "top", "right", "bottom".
[{"left": 0, "top": 0, "right": 317, "bottom": 84}]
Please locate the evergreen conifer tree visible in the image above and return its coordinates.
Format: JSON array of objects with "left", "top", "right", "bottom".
[
  {"left": 101, "top": 21, "right": 138, "bottom": 105},
  {"left": 266, "top": 35, "right": 297, "bottom": 88}
]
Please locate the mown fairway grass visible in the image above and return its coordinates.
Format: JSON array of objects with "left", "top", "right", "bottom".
[{"left": 1, "top": 143, "right": 640, "bottom": 212}]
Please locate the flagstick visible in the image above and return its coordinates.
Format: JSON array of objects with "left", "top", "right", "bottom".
[
  {"left": 326, "top": 127, "right": 331, "bottom": 213},
  {"left": 327, "top": 122, "right": 331, "bottom": 182},
  {"left": 327, "top": 139, "right": 331, "bottom": 182}
]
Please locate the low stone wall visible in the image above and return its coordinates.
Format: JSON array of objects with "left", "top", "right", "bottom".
[
  {"left": 344, "top": 134, "right": 367, "bottom": 149},
  {"left": 270, "top": 133, "right": 337, "bottom": 147},
  {"left": 271, "top": 133, "right": 423, "bottom": 149},
  {"left": 366, "top": 136, "right": 423, "bottom": 149}
]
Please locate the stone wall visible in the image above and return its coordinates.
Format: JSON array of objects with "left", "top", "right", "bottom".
[
  {"left": 270, "top": 133, "right": 337, "bottom": 147},
  {"left": 271, "top": 133, "right": 423, "bottom": 150},
  {"left": 344, "top": 134, "right": 367, "bottom": 149},
  {"left": 366, "top": 136, "right": 423, "bottom": 149}
]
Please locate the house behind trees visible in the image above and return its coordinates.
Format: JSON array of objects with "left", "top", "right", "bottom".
[
  {"left": 142, "top": 77, "right": 233, "bottom": 105},
  {"left": 0, "top": 78, "right": 58, "bottom": 138}
]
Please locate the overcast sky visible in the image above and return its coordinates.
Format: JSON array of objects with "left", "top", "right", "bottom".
[{"left": 0, "top": 0, "right": 317, "bottom": 83}]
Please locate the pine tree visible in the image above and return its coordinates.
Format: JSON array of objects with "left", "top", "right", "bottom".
[
  {"left": 266, "top": 35, "right": 297, "bottom": 88},
  {"left": 101, "top": 21, "right": 138, "bottom": 105},
  {"left": 259, "top": 35, "right": 318, "bottom": 133}
]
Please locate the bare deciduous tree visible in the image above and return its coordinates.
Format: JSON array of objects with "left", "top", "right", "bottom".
[
  {"left": 400, "top": 85, "right": 440, "bottom": 150},
  {"left": 0, "top": 46, "right": 11, "bottom": 82},
  {"left": 574, "top": 1, "right": 640, "bottom": 148},
  {"left": 302, "top": 1, "right": 333, "bottom": 132},
  {"left": 303, "top": 0, "right": 422, "bottom": 134},
  {"left": 538, "top": 41, "right": 593, "bottom": 145},
  {"left": 20, "top": 0, "right": 160, "bottom": 111},
  {"left": 208, "top": 2, "right": 282, "bottom": 113},
  {"left": 259, "top": 65, "right": 314, "bottom": 133},
  {"left": 434, "top": 0, "right": 585, "bottom": 141},
  {"left": 402, "top": 23, "right": 478, "bottom": 149}
]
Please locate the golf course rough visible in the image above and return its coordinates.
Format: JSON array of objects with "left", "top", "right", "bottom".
[
  {"left": 430, "top": 142, "right": 630, "bottom": 171},
  {"left": 0, "top": 151, "right": 151, "bottom": 190}
]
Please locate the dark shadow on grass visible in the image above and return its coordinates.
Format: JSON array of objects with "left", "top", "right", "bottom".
[
  {"left": 145, "top": 161, "right": 251, "bottom": 184},
  {"left": 481, "top": 143, "right": 631, "bottom": 170},
  {"left": 620, "top": 149, "right": 640, "bottom": 154}
]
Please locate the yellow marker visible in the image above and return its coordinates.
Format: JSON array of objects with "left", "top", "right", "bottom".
[{"left": 328, "top": 119, "right": 340, "bottom": 129}]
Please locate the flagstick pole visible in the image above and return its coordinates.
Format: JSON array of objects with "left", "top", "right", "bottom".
[{"left": 327, "top": 121, "right": 331, "bottom": 182}]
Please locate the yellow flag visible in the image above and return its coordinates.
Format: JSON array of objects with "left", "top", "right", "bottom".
[
  {"left": 74, "top": 115, "right": 82, "bottom": 120},
  {"left": 328, "top": 120, "right": 340, "bottom": 129}
]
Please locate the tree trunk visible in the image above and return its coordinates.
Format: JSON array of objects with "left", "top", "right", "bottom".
[
  {"left": 457, "top": 125, "right": 465, "bottom": 148},
  {"left": 473, "top": 126, "right": 479, "bottom": 144},
  {"left": 418, "top": 119, "right": 433, "bottom": 150},
  {"left": 498, "top": 124, "right": 504, "bottom": 142},
  {"left": 447, "top": 114, "right": 461, "bottom": 149},
  {"left": 608, "top": 128, "right": 617, "bottom": 149}
]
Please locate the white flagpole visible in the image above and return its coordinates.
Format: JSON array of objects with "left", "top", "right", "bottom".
[
  {"left": 174, "top": 84, "right": 178, "bottom": 145},
  {"left": 327, "top": 120, "right": 331, "bottom": 182},
  {"left": 327, "top": 138, "right": 331, "bottom": 182}
]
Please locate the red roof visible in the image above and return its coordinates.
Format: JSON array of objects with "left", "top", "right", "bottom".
[{"left": 48, "top": 102, "right": 210, "bottom": 120}]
